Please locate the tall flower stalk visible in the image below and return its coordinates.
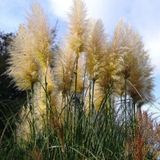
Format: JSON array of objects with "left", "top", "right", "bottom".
[
  {"left": 67, "top": 0, "right": 87, "bottom": 103},
  {"left": 112, "top": 20, "right": 154, "bottom": 159},
  {"left": 7, "top": 3, "right": 62, "bottom": 140},
  {"left": 86, "top": 20, "right": 106, "bottom": 111}
]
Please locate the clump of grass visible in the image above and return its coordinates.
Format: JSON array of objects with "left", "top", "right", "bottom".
[
  {"left": 0, "top": 96, "right": 127, "bottom": 160},
  {"left": 1, "top": 0, "right": 155, "bottom": 160}
]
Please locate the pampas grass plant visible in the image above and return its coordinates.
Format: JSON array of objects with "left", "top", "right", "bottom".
[{"left": 1, "top": 1, "right": 155, "bottom": 160}]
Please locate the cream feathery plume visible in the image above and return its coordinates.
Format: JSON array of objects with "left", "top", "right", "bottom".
[
  {"left": 7, "top": 24, "right": 38, "bottom": 90},
  {"left": 27, "top": 3, "right": 53, "bottom": 70},
  {"left": 8, "top": 2, "right": 57, "bottom": 140},
  {"left": 55, "top": 45, "right": 76, "bottom": 96},
  {"left": 97, "top": 49, "right": 121, "bottom": 95},
  {"left": 55, "top": 44, "right": 86, "bottom": 96},
  {"left": 112, "top": 19, "right": 154, "bottom": 104},
  {"left": 67, "top": 0, "right": 87, "bottom": 55},
  {"left": 86, "top": 19, "right": 106, "bottom": 81}
]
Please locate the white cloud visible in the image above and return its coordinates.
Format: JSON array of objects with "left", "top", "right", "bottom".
[
  {"left": 48, "top": 0, "right": 72, "bottom": 19},
  {"left": 143, "top": 33, "right": 160, "bottom": 75}
]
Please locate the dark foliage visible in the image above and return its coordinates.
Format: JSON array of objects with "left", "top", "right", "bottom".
[{"left": 0, "top": 32, "right": 26, "bottom": 138}]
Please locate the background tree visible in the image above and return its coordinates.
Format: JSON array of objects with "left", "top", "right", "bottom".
[{"left": 0, "top": 32, "right": 26, "bottom": 139}]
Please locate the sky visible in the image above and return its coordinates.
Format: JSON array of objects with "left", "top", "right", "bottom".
[{"left": 0, "top": 0, "right": 160, "bottom": 113}]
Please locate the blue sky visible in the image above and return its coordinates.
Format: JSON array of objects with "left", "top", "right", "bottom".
[{"left": 0, "top": 0, "right": 160, "bottom": 113}]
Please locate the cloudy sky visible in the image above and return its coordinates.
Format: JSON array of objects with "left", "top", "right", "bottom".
[{"left": 0, "top": 0, "right": 160, "bottom": 112}]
